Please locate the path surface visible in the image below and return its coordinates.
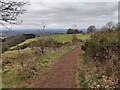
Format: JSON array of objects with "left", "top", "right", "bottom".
[{"left": 28, "top": 47, "right": 81, "bottom": 88}]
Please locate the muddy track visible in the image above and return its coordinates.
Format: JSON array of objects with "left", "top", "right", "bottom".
[{"left": 28, "top": 47, "right": 81, "bottom": 88}]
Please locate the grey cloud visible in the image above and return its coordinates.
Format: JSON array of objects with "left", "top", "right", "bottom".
[{"left": 18, "top": 2, "right": 118, "bottom": 29}]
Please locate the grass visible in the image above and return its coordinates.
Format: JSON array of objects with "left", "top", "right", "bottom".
[
  {"left": 10, "top": 38, "right": 37, "bottom": 50},
  {"left": 2, "top": 48, "right": 35, "bottom": 88},
  {"left": 2, "top": 44, "right": 79, "bottom": 88},
  {"left": 33, "top": 45, "right": 79, "bottom": 71},
  {"left": 78, "top": 65, "right": 101, "bottom": 88},
  {"left": 2, "top": 33, "right": 90, "bottom": 88},
  {"left": 49, "top": 34, "right": 90, "bottom": 43},
  {"left": 78, "top": 72, "right": 88, "bottom": 88},
  {"left": 49, "top": 34, "right": 73, "bottom": 43},
  {"left": 2, "top": 69, "right": 19, "bottom": 88},
  {"left": 10, "top": 34, "right": 90, "bottom": 50},
  {"left": 2, "top": 48, "right": 32, "bottom": 59},
  {"left": 90, "top": 74, "right": 101, "bottom": 85},
  {"left": 80, "top": 52, "right": 89, "bottom": 64}
]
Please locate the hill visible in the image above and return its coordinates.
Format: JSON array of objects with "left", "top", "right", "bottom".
[
  {"left": 9, "top": 33, "right": 90, "bottom": 50},
  {"left": 2, "top": 34, "right": 35, "bottom": 53}
]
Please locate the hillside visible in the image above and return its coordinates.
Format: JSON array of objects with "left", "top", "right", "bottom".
[
  {"left": 1, "top": 28, "right": 119, "bottom": 88},
  {"left": 9, "top": 34, "right": 90, "bottom": 50},
  {"left": 2, "top": 34, "right": 35, "bottom": 53},
  {"left": 2, "top": 33, "right": 90, "bottom": 88}
]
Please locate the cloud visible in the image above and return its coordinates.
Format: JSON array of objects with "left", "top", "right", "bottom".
[{"left": 1, "top": 1, "right": 118, "bottom": 29}]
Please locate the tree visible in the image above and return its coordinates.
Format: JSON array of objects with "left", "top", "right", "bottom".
[
  {"left": 105, "top": 21, "right": 113, "bottom": 31},
  {"left": 0, "top": 0, "right": 29, "bottom": 55},
  {"left": 0, "top": 0, "right": 28, "bottom": 28},
  {"left": 67, "top": 28, "right": 75, "bottom": 34},
  {"left": 41, "top": 21, "right": 46, "bottom": 54},
  {"left": 79, "top": 31, "right": 83, "bottom": 33},
  {"left": 114, "top": 24, "right": 120, "bottom": 31},
  {"left": 35, "top": 21, "right": 46, "bottom": 54},
  {"left": 87, "top": 25, "right": 96, "bottom": 33},
  {"left": 67, "top": 28, "right": 80, "bottom": 34},
  {"left": 101, "top": 21, "right": 114, "bottom": 32},
  {"left": 75, "top": 29, "right": 80, "bottom": 33}
]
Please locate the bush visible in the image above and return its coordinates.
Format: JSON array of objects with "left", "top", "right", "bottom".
[
  {"left": 32, "top": 38, "right": 63, "bottom": 48},
  {"left": 31, "top": 38, "right": 63, "bottom": 54},
  {"left": 82, "top": 31, "right": 118, "bottom": 62},
  {"left": 81, "top": 30, "right": 120, "bottom": 87},
  {"left": 67, "top": 28, "right": 80, "bottom": 34}
]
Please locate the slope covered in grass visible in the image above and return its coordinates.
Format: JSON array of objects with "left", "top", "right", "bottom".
[
  {"left": 2, "top": 45, "right": 78, "bottom": 88},
  {"left": 10, "top": 34, "right": 90, "bottom": 50},
  {"left": 2, "top": 34, "right": 35, "bottom": 53}
]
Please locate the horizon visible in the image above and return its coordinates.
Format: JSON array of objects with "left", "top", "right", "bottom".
[{"left": 1, "top": 28, "right": 88, "bottom": 38}]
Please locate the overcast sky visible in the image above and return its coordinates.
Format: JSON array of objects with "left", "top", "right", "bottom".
[{"left": 1, "top": 0, "right": 119, "bottom": 29}]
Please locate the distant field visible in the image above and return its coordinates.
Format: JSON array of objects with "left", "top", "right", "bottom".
[
  {"left": 10, "top": 34, "right": 90, "bottom": 50},
  {"left": 49, "top": 34, "right": 90, "bottom": 43}
]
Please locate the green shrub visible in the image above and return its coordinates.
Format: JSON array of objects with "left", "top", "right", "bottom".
[
  {"left": 32, "top": 38, "right": 63, "bottom": 48},
  {"left": 82, "top": 31, "right": 118, "bottom": 62},
  {"left": 80, "top": 30, "right": 119, "bottom": 87}
]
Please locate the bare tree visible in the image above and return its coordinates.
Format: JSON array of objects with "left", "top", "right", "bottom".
[
  {"left": 0, "top": 0, "right": 28, "bottom": 28},
  {"left": 0, "top": 0, "right": 29, "bottom": 55},
  {"left": 34, "top": 21, "right": 46, "bottom": 54},
  {"left": 105, "top": 21, "right": 113, "bottom": 31},
  {"left": 41, "top": 21, "right": 46, "bottom": 54},
  {"left": 101, "top": 21, "right": 114, "bottom": 32}
]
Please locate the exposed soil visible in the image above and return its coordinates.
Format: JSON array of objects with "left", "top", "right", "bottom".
[{"left": 28, "top": 47, "right": 81, "bottom": 88}]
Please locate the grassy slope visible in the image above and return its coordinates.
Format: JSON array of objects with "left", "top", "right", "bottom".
[
  {"left": 49, "top": 34, "right": 90, "bottom": 43},
  {"left": 2, "top": 33, "right": 90, "bottom": 88},
  {"left": 10, "top": 34, "right": 90, "bottom": 50},
  {"left": 2, "top": 45, "right": 79, "bottom": 88}
]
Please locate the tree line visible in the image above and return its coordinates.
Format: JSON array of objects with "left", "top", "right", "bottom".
[{"left": 66, "top": 21, "right": 117, "bottom": 34}]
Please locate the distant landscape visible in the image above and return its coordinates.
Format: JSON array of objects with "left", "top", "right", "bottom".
[
  {"left": 1, "top": 29, "right": 87, "bottom": 38},
  {"left": 0, "top": 0, "right": 119, "bottom": 89}
]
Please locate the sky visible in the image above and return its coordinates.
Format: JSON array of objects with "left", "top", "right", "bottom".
[{"left": 0, "top": 0, "right": 119, "bottom": 29}]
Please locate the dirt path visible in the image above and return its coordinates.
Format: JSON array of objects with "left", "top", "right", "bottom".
[{"left": 28, "top": 47, "right": 81, "bottom": 88}]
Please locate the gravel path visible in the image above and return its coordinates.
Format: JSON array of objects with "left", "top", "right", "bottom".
[{"left": 28, "top": 47, "right": 81, "bottom": 88}]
